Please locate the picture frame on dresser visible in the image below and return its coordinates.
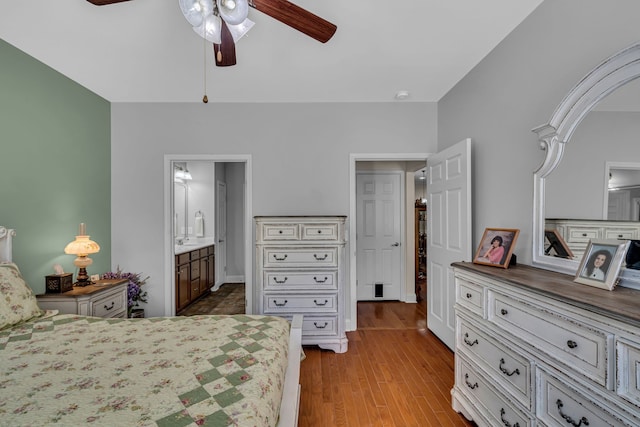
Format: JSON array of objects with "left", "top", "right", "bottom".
[
  {"left": 574, "top": 239, "right": 630, "bottom": 290},
  {"left": 473, "top": 228, "right": 519, "bottom": 269},
  {"left": 544, "top": 229, "right": 574, "bottom": 259}
]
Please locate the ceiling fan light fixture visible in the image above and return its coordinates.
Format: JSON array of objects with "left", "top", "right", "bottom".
[
  {"left": 193, "top": 14, "right": 222, "bottom": 44},
  {"left": 179, "top": 0, "right": 214, "bottom": 27},
  {"left": 217, "top": 0, "right": 249, "bottom": 25},
  {"left": 226, "top": 18, "right": 255, "bottom": 43}
]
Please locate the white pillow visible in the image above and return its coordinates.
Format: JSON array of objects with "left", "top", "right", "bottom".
[{"left": 0, "top": 263, "right": 43, "bottom": 329}]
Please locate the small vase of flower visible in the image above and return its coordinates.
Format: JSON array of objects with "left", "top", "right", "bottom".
[{"left": 102, "top": 267, "right": 149, "bottom": 317}]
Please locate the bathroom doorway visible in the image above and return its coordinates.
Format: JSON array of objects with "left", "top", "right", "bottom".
[{"left": 164, "top": 155, "right": 253, "bottom": 316}]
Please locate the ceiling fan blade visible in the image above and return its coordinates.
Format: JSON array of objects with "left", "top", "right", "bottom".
[
  {"left": 86, "top": 0, "right": 132, "bottom": 5},
  {"left": 250, "top": 0, "right": 336, "bottom": 43},
  {"left": 213, "top": 20, "right": 237, "bottom": 67}
]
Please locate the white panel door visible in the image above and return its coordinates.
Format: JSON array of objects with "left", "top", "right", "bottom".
[
  {"left": 356, "top": 172, "right": 402, "bottom": 301},
  {"left": 427, "top": 139, "right": 472, "bottom": 350}
]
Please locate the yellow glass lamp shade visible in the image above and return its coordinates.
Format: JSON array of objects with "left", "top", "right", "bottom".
[{"left": 64, "top": 223, "right": 100, "bottom": 286}]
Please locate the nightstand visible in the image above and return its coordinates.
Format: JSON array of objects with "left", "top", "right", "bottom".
[{"left": 36, "top": 279, "right": 128, "bottom": 318}]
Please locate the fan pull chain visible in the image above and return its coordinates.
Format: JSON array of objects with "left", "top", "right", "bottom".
[{"left": 202, "top": 23, "right": 208, "bottom": 104}]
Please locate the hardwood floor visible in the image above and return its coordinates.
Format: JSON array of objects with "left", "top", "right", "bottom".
[{"left": 298, "top": 301, "right": 474, "bottom": 427}]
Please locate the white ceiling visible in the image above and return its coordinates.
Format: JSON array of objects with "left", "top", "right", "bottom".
[{"left": 0, "top": 0, "right": 543, "bottom": 103}]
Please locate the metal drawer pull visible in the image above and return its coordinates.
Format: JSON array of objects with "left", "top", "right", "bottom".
[
  {"left": 501, "top": 308, "right": 508, "bottom": 315},
  {"left": 466, "top": 293, "right": 472, "bottom": 299},
  {"left": 314, "top": 299, "right": 329, "bottom": 306},
  {"left": 556, "top": 399, "right": 589, "bottom": 427},
  {"left": 278, "top": 230, "right": 283, "bottom": 234},
  {"left": 500, "top": 408, "right": 520, "bottom": 427},
  {"left": 273, "top": 277, "right": 288, "bottom": 284},
  {"left": 313, "top": 322, "right": 328, "bottom": 329},
  {"left": 582, "top": 233, "right": 587, "bottom": 237},
  {"left": 499, "top": 358, "right": 520, "bottom": 376},
  {"left": 567, "top": 340, "right": 578, "bottom": 349},
  {"left": 464, "top": 373, "right": 478, "bottom": 389},
  {"left": 273, "top": 254, "right": 288, "bottom": 261},
  {"left": 313, "top": 253, "right": 328, "bottom": 261},
  {"left": 463, "top": 333, "right": 478, "bottom": 346},
  {"left": 317, "top": 230, "right": 322, "bottom": 234},
  {"left": 273, "top": 300, "right": 288, "bottom": 307},
  {"left": 103, "top": 301, "right": 115, "bottom": 311},
  {"left": 314, "top": 276, "right": 328, "bottom": 283}
]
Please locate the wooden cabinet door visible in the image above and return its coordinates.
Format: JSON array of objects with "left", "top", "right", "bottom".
[{"left": 176, "top": 263, "right": 190, "bottom": 311}]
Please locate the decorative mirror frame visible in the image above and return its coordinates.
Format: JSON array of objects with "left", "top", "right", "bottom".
[{"left": 532, "top": 42, "right": 640, "bottom": 275}]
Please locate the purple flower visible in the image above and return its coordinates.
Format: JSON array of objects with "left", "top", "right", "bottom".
[{"left": 102, "top": 266, "right": 149, "bottom": 314}]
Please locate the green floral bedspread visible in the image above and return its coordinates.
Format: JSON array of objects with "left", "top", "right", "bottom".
[{"left": 0, "top": 313, "right": 291, "bottom": 426}]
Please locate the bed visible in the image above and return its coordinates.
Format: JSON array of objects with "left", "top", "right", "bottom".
[{"left": 0, "top": 226, "right": 302, "bottom": 426}]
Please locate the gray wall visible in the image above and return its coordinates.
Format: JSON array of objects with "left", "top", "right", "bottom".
[
  {"left": 438, "top": 0, "right": 640, "bottom": 264},
  {"left": 111, "top": 102, "right": 438, "bottom": 317}
]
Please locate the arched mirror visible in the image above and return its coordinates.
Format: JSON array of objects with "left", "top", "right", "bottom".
[{"left": 532, "top": 42, "right": 640, "bottom": 285}]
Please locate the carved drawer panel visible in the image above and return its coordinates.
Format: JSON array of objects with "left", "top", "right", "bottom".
[
  {"left": 261, "top": 223, "right": 300, "bottom": 240},
  {"left": 456, "top": 277, "right": 485, "bottom": 317},
  {"left": 458, "top": 319, "right": 532, "bottom": 409},
  {"left": 264, "top": 271, "right": 338, "bottom": 291},
  {"left": 91, "top": 289, "right": 126, "bottom": 318},
  {"left": 617, "top": 338, "right": 640, "bottom": 407},
  {"left": 301, "top": 223, "right": 339, "bottom": 241},
  {"left": 302, "top": 316, "right": 338, "bottom": 336},
  {"left": 604, "top": 228, "right": 637, "bottom": 240},
  {"left": 457, "top": 357, "right": 534, "bottom": 427},
  {"left": 537, "top": 369, "right": 635, "bottom": 427},
  {"left": 263, "top": 294, "right": 337, "bottom": 314},
  {"left": 489, "top": 290, "right": 611, "bottom": 387},
  {"left": 263, "top": 247, "right": 338, "bottom": 268},
  {"left": 566, "top": 226, "right": 600, "bottom": 243}
]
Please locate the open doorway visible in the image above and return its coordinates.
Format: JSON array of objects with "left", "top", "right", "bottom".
[
  {"left": 348, "top": 154, "right": 427, "bottom": 332},
  {"left": 163, "top": 155, "right": 253, "bottom": 317}
]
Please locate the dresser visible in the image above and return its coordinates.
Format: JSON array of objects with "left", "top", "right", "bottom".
[
  {"left": 36, "top": 279, "right": 128, "bottom": 318},
  {"left": 546, "top": 218, "right": 640, "bottom": 260},
  {"left": 255, "top": 216, "right": 348, "bottom": 353},
  {"left": 452, "top": 262, "right": 640, "bottom": 427}
]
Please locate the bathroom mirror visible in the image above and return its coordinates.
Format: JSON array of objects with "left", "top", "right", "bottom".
[{"left": 532, "top": 42, "right": 640, "bottom": 281}]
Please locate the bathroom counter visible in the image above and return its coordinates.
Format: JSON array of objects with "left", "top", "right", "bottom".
[{"left": 174, "top": 238, "right": 216, "bottom": 255}]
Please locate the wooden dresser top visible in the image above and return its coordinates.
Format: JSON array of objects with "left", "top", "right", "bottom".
[{"left": 453, "top": 262, "right": 640, "bottom": 325}]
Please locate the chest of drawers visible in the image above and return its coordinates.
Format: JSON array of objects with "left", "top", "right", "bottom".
[
  {"left": 452, "top": 262, "right": 640, "bottom": 427},
  {"left": 255, "top": 216, "right": 348, "bottom": 353}
]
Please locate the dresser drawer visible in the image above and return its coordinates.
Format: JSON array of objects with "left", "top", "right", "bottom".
[
  {"left": 489, "top": 291, "right": 611, "bottom": 387},
  {"left": 617, "top": 338, "right": 640, "bottom": 406},
  {"left": 301, "top": 223, "right": 339, "bottom": 241},
  {"left": 456, "top": 277, "right": 484, "bottom": 317},
  {"left": 263, "top": 294, "right": 337, "bottom": 313},
  {"left": 537, "top": 369, "right": 634, "bottom": 427},
  {"left": 91, "top": 289, "right": 126, "bottom": 318},
  {"left": 263, "top": 247, "right": 338, "bottom": 268},
  {"left": 303, "top": 316, "right": 338, "bottom": 336},
  {"left": 457, "top": 357, "right": 533, "bottom": 427},
  {"left": 264, "top": 271, "right": 338, "bottom": 291},
  {"left": 458, "top": 320, "right": 532, "bottom": 409},
  {"left": 604, "top": 228, "right": 636, "bottom": 240},
  {"left": 261, "top": 223, "right": 300, "bottom": 240},
  {"left": 566, "top": 226, "right": 600, "bottom": 243}
]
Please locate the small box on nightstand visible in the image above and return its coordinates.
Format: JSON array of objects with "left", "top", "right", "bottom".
[{"left": 45, "top": 273, "right": 73, "bottom": 293}]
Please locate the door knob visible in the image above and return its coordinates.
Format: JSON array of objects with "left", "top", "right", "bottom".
[{"left": 391, "top": 242, "right": 400, "bottom": 247}]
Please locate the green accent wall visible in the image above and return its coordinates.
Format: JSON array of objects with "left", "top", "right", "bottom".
[{"left": 0, "top": 39, "right": 111, "bottom": 293}]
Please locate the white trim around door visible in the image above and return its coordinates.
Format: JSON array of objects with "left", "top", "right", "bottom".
[{"left": 163, "top": 154, "right": 253, "bottom": 316}]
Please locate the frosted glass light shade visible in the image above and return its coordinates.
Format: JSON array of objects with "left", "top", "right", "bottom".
[
  {"left": 217, "top": 0, "right": 249, "bottom": 25},
  {"left": 227, "top": 18, "right": 255, "bottom": 43},
  {"left": 64, "top": 235, "right": 100, "bottom": 256},
  {"left": 193, "top": 14, "right": 222, "bottom": 44},
  {"left": 179, "top": 0, "right": 214, "bottom": 27}
]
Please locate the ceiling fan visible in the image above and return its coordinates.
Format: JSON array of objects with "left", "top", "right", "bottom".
[{"left": 86, "top": 0, "right": 337, "bottom": 67}]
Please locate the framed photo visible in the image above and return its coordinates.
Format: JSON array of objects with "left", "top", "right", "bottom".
[
  {"left": 574, "top": 239, "right": 630, "bottom": 290},
  {"left": 544, "top": 229, "right": 574, "bottom": 259},
  {"left": 473, "top": 228, "right": 520, "bottom": 269}
]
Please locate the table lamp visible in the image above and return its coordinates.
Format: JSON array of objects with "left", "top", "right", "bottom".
[{"left": 64, "top": 223, "right": 100, "bottom": 286}]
